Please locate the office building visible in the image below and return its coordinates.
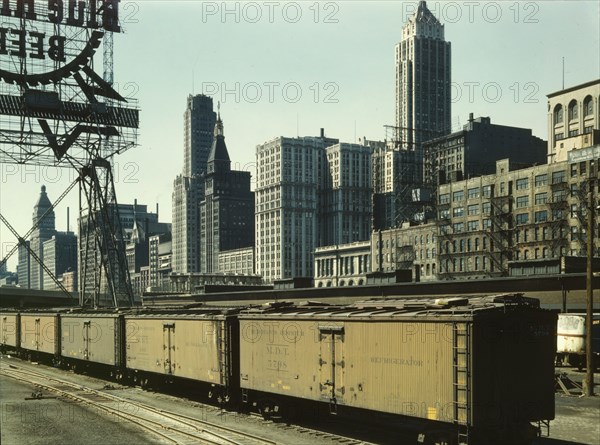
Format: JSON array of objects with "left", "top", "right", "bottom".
[
  {"left": 200, "top": 114, "right": 254, "bottom": 273},
  {"left": 424, "top": 114, "right": 546, "bottom": 186},
  {"left": 255, "top": 131, "right": 338, "bottom": 283},
  {"left": 172, "top": 95, "right": 217, "bottom": 273},
  {"left": 322, "top": 142, "right": 373, "bottom": 246}
]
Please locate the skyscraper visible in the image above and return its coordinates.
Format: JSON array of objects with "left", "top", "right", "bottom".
[
  {"left": 395, "top": 0, "right": 451, "bottom": 168},
  {"left": 322, "top": 142, "right": 373, "bottom": 246},
  {"left": 172, "top": 95, "right": 217, "bottom": 273},
  {"left": 29, "top": 185, "right": 55, "bottom": 290},
  {"left": 255, "top": 131, "right": 339, "bottom": 283},
  {"left": 200, "top": 113, "right": 254, "bottom": 273},
  {"left": 17, "top": 186, "right": 78, "bottom": 291}
]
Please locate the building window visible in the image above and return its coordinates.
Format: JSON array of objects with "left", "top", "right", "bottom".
[
  {"left": 439, "top": 193, "right": 450, "bottom": 204},
  {"left": 552, "top": 170, "right": 566, "bottom": 184},
  {"left": 468, "top": 220, "right": 479, "bottom": 231},
  {"left": 568, "top": 100, "right": 578, "bottom": 121},
  {"left": 468, "top": 187, "right": 480, "bottom": 199},
  {"left": 584, "top": 95, "right": 593, "bottom": 117},
  {"left": 483, "top": 219, "right": 492, "bottom": 230},
  {"left": 570, "top": 226, "right": 579, "bottom": 241},
  {"left": 482, "top": 185, "right": 492, "bottom": 198},
  {"left": 571, "top": 204, "right": 578, "bottom": 218},
  {"left": 516, "top": 213, "right": 529, "bottom": 225},
  {"left": 570, "top": 183, "right": 578, "bottom": 197},
  {"left": 535, "top": 174, "right": 548, "bottom": 187},
  {"left": 568, "top": 129, "right": 579, "bottom": 138},
  {"left": 516, "top": 178, "right": 529, "bottom": 190},
  {"left": 535, "top": 192, "right": 547, "bottom": 205},
  {"left": 453, "top": 207, "right": 464, "bottom": 217},
  {"left": 535, "top": 211, "right": 548, "bottom": 223},
  {"left": 453, "top": 222, "right": 464, "bottom": 233},
  {"left": 553, "top": 104, "right": 563, "bottom": 124},
  {"left": 453, "top": 190, "right": 464, "bottom": 202},
  {"left": 467, "top": 205, "right": 478, "bottom": 216},
  {"left": 516, "top": 196, "right": 529, "bottom": 208}
]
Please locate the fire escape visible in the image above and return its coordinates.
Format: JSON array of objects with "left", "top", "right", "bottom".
[
  {"left": 436, "top": 198, "right": 453, "bottom": 277},
  {"left": 396, "top": 244, "right": 416, "bottom": 270},
  {"left": 487, "top": 185, "right": 513, "bottom": 276},
  {"left": 548, "top": 180, "right": 569, "bottom": 257}
]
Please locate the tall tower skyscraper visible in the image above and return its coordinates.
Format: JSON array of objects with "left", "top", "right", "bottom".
[
  {"left": 172, "top": 95, "right": 217, "bottom": 273},
  {"left": 29, "top": 185, "right": 56, "bottom": 289},
  {"left": 395, "top": 1, "right": 451, "bottom": 156}
]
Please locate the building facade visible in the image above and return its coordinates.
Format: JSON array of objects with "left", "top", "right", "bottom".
[
  {"left": 148, "top": 232, "right": 172, "bottom": 291},
  {"left": 314, "top": 241, "right": 371, "bottom": 287},
  {"left": 436, "top": 157, "right": 600, "bottom": 279},
  {"left": 218, "top": 247, "right": 255, "bottom": 276},
  {"left": 200, "top": 114, "right": 254, "bottom": 273},
  {"left": 372, "top": 222, "right": 438, "bottom": 281},
  {"left": 16, "top": 240, "right": 30, "bottom": 288},
  {"left": 172, "top": 94, "right": 217, "bottom": 273},
  {"left": 42, "top": 231, "right": 77, "bottom": 291}
]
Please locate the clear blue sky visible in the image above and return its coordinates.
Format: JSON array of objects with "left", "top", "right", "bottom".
[{"left": 1, "top": 0, "right": 599, "bottom": 271}]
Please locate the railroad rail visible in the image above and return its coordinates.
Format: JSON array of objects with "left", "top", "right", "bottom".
[
  {"left": 0, "top": 361, "right": 371, "bottom": 445},
  {"left": 0, "top": 363, "right": 276, "bottom": 445}
]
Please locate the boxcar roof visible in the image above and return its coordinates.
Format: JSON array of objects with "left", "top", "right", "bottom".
[{"left": 238, "top": 294, "right": 544, "bottom": 320}]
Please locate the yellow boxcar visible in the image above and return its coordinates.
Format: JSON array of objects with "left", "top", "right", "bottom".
[
  {"left": 19, "top": 313, "right": 59, "bottom": 356},
  {"left": 0, "top": 312, "right": 19, "bottom": 347},
  {"left": 238, "top": 295, "right": 556, "bottom": 440},
  {"left": 60, "top": 313, "right": 123, "bottom": 367},
  {"left": 124, "top": 313, "right": 237, "bottom": 387}
]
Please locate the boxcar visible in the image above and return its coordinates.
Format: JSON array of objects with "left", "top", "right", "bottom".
[
  {"left": 124, "top": 310, "right": 239, "bottom": 399},
  {"left": 0, "top": 312, "right": 20, "bottom": 350},
  {"left": 19, "top": 312, "right": 60, "bottom": 358},
  {"left": 238, "top": 295, "right": 556, "bottom": 445},
  {"left": 60, "top": 313, "right": 125, "bottom": 371}
]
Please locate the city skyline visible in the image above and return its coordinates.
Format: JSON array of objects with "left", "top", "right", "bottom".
[{"left": 1, "top": 1, "right": 599, "bottom": 271}]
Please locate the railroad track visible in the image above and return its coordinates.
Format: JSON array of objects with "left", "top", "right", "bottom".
[{"left": 0, "top": 363, "right": 276, "bottom": 445}]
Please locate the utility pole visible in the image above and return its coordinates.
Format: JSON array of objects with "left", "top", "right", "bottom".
[{"left": 584, "top": 161, "right": 595, "bottom": 396}]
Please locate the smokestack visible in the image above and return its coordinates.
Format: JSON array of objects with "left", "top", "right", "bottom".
[
  {"left": 320, "top": 128, "right": 325, "bottom": 138},
  {"left": 156, "top": 202, "right": 159, "bottom": 219},
  {"left": 67, "top": 207, "right": 70, "bottom": 233},
  {"left": 469, "top": 113, "right": 474, "bottom": 122}
]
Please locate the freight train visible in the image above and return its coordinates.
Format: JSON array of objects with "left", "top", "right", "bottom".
[{"left": 0, "top": 294, "right": 556, "bottom": 445}]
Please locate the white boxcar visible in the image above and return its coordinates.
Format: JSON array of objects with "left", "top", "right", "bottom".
[{"left": 556, "top": 313, "right": 600, "bottom": 369}]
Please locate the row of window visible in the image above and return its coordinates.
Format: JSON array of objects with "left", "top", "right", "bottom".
[{"left": 553, "top": 95, "right": 595, "bottom": 125}]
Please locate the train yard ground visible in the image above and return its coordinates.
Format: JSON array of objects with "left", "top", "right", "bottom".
[{"left": 1, "top": 354, "right": 598, "bottom": 445}]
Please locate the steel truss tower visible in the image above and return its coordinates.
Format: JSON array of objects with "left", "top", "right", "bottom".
[{"left": 0, "top": 1, "right": 139, "bottom": 307}]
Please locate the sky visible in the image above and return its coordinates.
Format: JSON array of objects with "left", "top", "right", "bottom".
[{"left": 1, "top": 0, "right": 599, "bottom": 271}]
